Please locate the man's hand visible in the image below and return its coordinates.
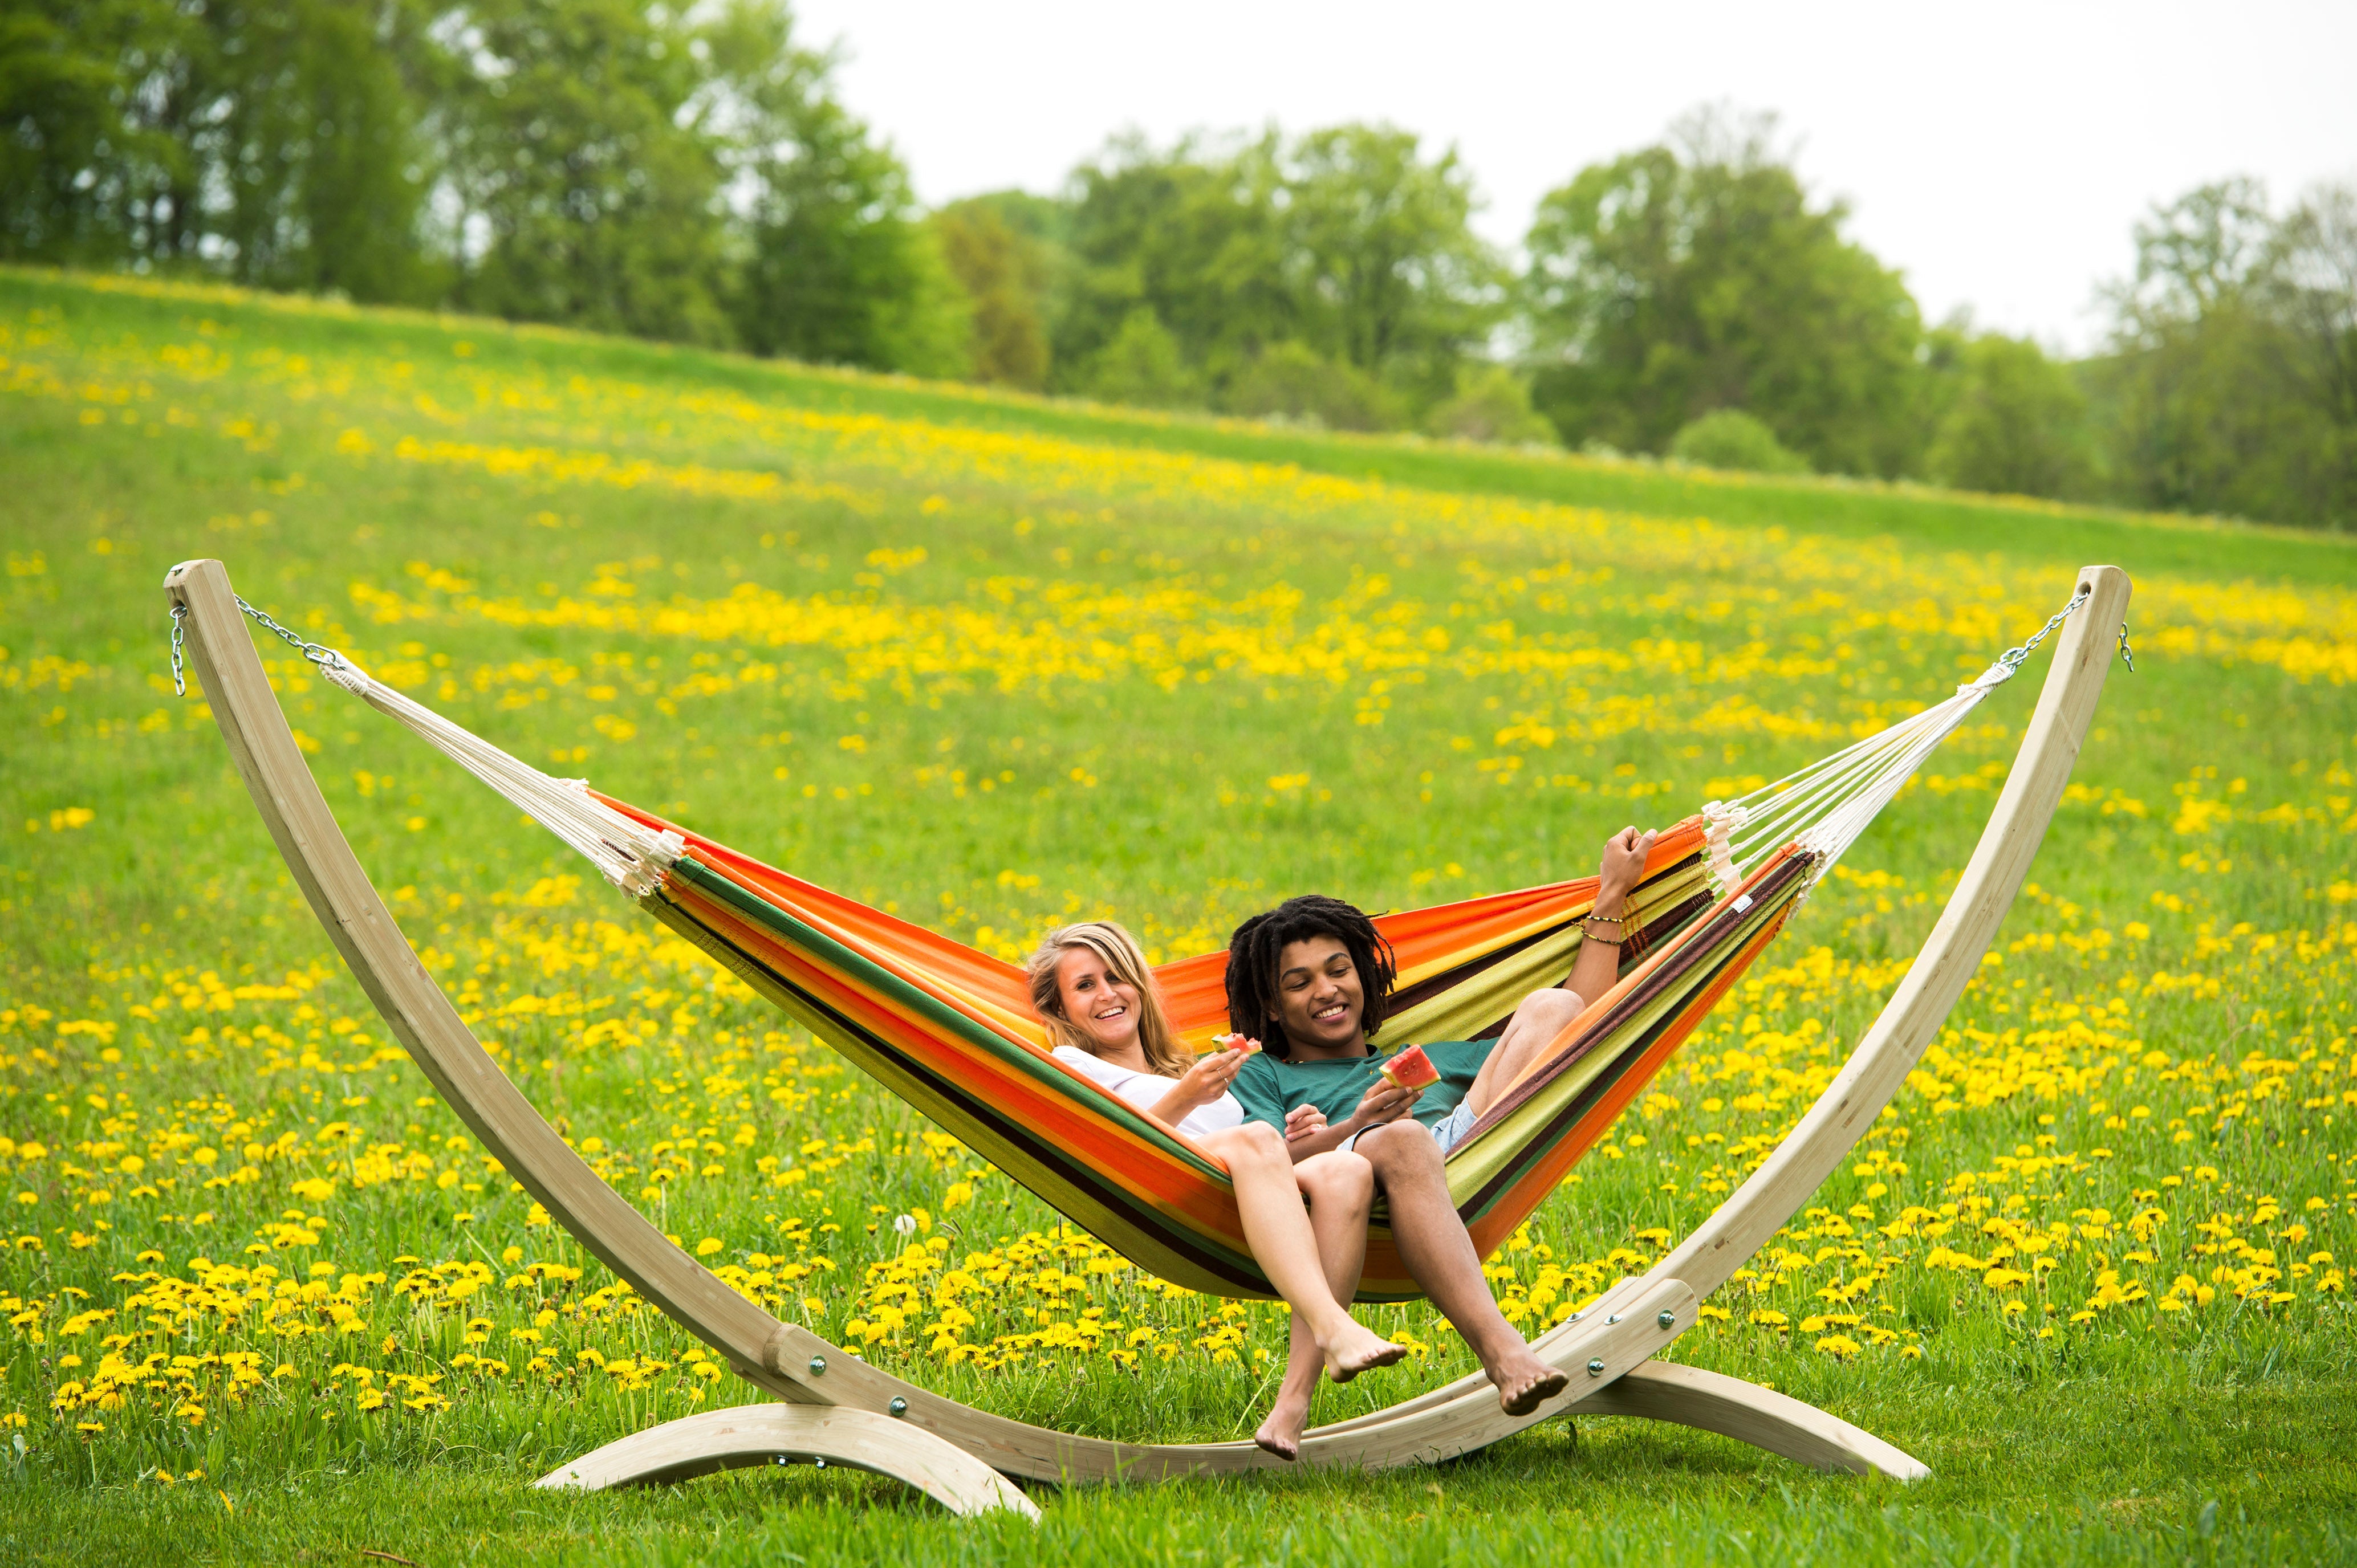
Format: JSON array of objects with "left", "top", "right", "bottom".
[
  {"left": 1599, "top": 825, "right": 1657, "bottom": 902},
  {"left": 1347, "top": 1078, "right": 1422, "bottom": 1133},
  {"left": 1283, "top": 1103, "right": 1327, "bottom": 1143}
]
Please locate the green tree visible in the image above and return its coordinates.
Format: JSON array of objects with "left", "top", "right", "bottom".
[
  {"left": 1055, "top": 133, "right": 1292, "bottom": 396},
  {"left": 1924, "top": 332, "right": 2096, "bottom": 499},
  {"left": 1056, "top": 125, "right": 1501, "bottom": 414},
  {"left": 0, "top": 0, "right": 185, "bottom": 263},
  {"left": 931, "top": 197, "right": 1051, "bottom": 388},
  {"left": 2263, "top": 182, "right": 2357, "bottom": 527},
  {"left": 704, "top": 0, "right": 967, "bottom": 374},
  {"left": 2107, "top": 177, "right": 2275, "bottom": 325},
  {"left": 1279, "top": 124, "right": 1503, "bottom": 406},
  {"left": 1521, "top": 108, "right": 1925, "bottom": 476},
  {"left": 446, "top": 0, "right": 730, "bottom": 345},
  {"left": 2090, "top": 178, "right": 2352, "bottom": 528},
  {"left": 206, "top": 1, "right": 439, "bottom": 302},
  {"left": 2, "top": 1, "right": 435, "bottom": 298}
]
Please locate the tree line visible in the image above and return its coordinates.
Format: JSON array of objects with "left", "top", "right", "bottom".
[{"left": 6, "top": 3, "right": 2352, "bottom": 528}]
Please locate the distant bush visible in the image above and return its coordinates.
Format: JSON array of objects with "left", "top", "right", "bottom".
[
  {"left": 1424, "top": 366, "right": 1557, "bottom": 446},
  {"left": 1668, "top": 409, "right": 1811, "bottom": 475},
  {"left": 1225, "top": 343, "right": 1403, "bottom": 431},
  {"left": 1082, "top": 309, "right": 1204, "bottom": 409}
]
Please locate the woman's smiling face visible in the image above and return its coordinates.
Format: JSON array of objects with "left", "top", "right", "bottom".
[
  {"left": 1271, "top": 935, "right": 1366, "bottom": 1054},
  {"left": 1055, "top": 945, "right": 1143, "bottom": 1054}
]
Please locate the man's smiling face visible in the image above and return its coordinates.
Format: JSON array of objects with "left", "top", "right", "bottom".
[{"left": 1270, "top": 935, "right": 1368, "bottom": 1056}]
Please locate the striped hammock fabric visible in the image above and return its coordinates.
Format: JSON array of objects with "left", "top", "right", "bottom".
[{"left": 614, "top": 799, "right": 1803, "bottom": 1301}]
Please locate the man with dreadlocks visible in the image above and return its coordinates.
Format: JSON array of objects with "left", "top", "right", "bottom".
[{"left": 1225, "top": 825, "right": 1656, "bottom": 1451}]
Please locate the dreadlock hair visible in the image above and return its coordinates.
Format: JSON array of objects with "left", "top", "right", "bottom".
[
  {"left": 1025, "top": 922, "right": 1192, "bottom": 1078},
  {"left": 1224, "top": 895, "right": 1398, "bottom": 1060}
]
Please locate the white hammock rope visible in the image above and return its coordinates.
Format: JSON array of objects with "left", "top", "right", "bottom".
[
  {"left": 321, "top": 659, "right": 684, "bottom": 897},
  {"left": 1702, "top": 585, "right": 2096, "bottom": 897},
  {"left": 182, "top": 587, "right": 2108, "bottom": 912}
]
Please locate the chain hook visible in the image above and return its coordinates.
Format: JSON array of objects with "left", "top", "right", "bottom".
[
  {"left": 2118, "top": 621, "right": 2136, "bottom": 673},
  {"left": 169, "top": 603, "right": 188, "bottom": 697}
]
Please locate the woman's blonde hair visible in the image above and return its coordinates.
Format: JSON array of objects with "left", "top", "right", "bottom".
[{"left": 1025, "top": 921, "right": 1191, "bottom": 1077}]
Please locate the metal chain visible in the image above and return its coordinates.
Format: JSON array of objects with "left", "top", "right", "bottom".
[
  {"left": 1989, "top": 587, "right": 2136, "bottom": 681},
  {"left": 167, "top": 596, "right": 356, "bottom": 698},
  {"left": 1990, "top": 587, "right": 2091, "bottom": 678},
  {"left": 234, "top": 596, "right": 356, "bottom": 676}
]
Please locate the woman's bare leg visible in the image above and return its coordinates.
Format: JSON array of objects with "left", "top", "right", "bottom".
[
  {"left": 1462, "top": 988, "right": 1585, "bottom": 1117},
  {"left": 1255, "top": 1150, "right": 1379, "bottom": 1460},
  {"left": 1201, "top": 1126, "right": 1397, "bottom": 1389}
]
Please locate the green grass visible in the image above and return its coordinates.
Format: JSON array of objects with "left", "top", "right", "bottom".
[
  {"left": 1, "top": 268, "right": 2352, "bottom": 1564},
  {"left": 11, "top": 1380, "right": 2354, "bottom": 1568}
]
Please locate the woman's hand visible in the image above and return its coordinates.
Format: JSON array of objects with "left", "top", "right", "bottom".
[
  {"left": 1598, "top": 824, "right": 1657, "bottom": 903},
  {"left": 1168, "top": 1037, "right": 1253, "bottom": 1111}
]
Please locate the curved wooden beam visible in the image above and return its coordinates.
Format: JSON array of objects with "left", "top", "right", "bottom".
[
  {"left": 1579, "top": 1361, "right": 1928, "bottom": 1480},
  {"left": 537, "top": 1403, "right": 1039, "bottom": 1516},
  {"left": 164, "top": 559, "right": 802, "bottom": 1401},
  {"left": 1645, "top": 564, "right": 2130, "bottom": 1303}
]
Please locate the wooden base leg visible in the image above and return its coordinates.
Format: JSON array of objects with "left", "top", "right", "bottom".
[
  {"left": 1574, "top": 1361, "right": 1930, "bottom": 1481},
  {"left": 535, "top": 1403, "right": 1041, "bottom": 1519}
]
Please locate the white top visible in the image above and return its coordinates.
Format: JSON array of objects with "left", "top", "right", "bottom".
[{"left": 1051, "top": 1046, "right": 1242, "bottom": 1139}]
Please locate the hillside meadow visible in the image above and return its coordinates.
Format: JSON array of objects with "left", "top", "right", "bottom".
[{"left": 2, "top": 268, "right": 2355, "bottom": 1565}]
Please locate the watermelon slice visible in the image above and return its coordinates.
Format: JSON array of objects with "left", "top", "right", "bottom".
[{"left": 1380, "top": 1043, "right": 1440, "bottom": 1089}]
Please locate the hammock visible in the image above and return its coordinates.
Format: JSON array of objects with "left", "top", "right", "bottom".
[
  {"left": 164, "top": 556, "right": 2133, "bottom": 1502},
  {"left": 222, "top": 578, "right": 2098, "bottom": 1301}
]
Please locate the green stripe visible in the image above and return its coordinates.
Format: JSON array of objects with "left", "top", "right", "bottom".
[{"left": 1440, "top": 879, "right": 1798, "bottom": 1207}]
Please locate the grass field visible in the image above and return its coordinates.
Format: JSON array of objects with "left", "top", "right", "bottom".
[{"left": 3, "top": 266, "right": 2355, "bottom": 1565}]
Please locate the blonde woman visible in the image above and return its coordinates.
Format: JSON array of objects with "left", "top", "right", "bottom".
[{"left": 1027, "top": 921, "right": 1403, "bottom": 1459}]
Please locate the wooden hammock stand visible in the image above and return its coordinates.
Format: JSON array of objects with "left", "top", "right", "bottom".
[{"left": 164, "top": 558, "right": 2130, "bottom": 1518}]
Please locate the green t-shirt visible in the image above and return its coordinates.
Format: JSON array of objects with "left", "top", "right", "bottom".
[{"left": 1231, "top": 1040, "right": 1494, "bottom": 1135}]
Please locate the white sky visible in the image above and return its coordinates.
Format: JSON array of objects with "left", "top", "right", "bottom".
[{"left": 790, "top": 0, "right": 2357, "bottom": 354}]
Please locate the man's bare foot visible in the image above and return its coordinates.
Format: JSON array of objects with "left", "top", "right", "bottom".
[
  {"left": 1253, "top": 1388, "right": 1312, "bottom": 1461},
  {"left": 1490, "top": 1351, "right": 1569, "bottom": 1416},
  {"left": 1320, "top": 1321, "right": 1407, "bottom": 1384}
]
